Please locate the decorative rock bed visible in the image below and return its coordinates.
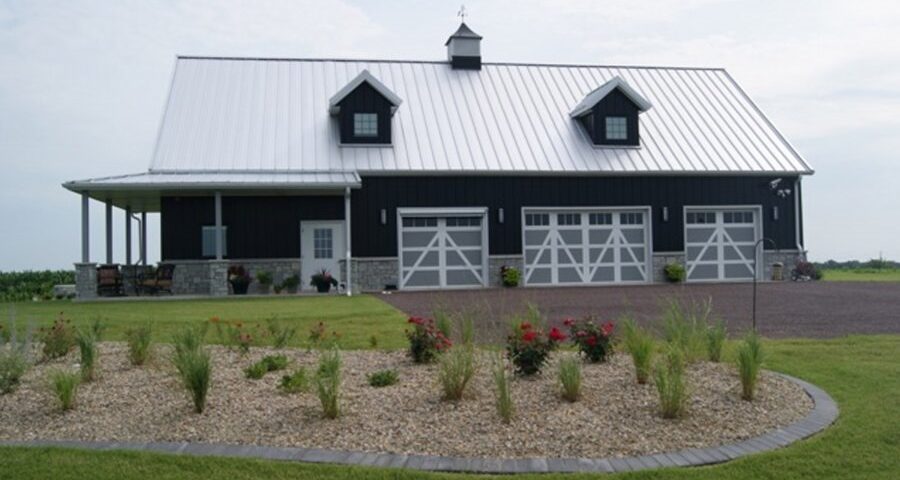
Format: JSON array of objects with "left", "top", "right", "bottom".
[{"left": 0, "top": 343, "right": 836, "bottom": 473}]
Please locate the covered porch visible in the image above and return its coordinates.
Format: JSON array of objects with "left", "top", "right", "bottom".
[{"left": 63, "top": 171, "right": 361, "bottom": 299}]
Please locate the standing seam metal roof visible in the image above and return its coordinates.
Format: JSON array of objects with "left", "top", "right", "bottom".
[{"left": 147, "top": 57, "right": 812, "bottom": 176}]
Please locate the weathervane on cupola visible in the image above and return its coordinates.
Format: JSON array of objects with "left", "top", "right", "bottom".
[
  {"left": 457, "top": 4, "right": 467, "bottom": 22},
  {"left": 446, "top": 5, "right": 482, "bottom": 70}
]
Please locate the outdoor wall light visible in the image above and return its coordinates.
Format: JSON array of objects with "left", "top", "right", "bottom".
[
  {"left": 772, "top": 206, "right": 779, "bottom": 221},
  {"left": 662, "top": 206, "right": 669, "bottom": 222},
  {"left": 380, "top": 208, "right": 387, "bottom": 225},
  {"left": 498, "top": 207, "right": 505, "bottom": 224}
]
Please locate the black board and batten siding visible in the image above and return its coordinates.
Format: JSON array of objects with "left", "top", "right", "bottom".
[
  {"left": 337, "top": 82, "right": 393, "bottom": 144},
  {"left": 590, "top": 88, "right": 640, "bottom": 146},
  {"left": 160, "top": 176, "right": 799, "bottom": 261}
]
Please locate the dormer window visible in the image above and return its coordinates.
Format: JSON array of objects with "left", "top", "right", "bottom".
[
  {"left": 329, "top": 70, "right": 402, "bottom": 146},
  {"left": 605, "top": 117, "right": 628, "bottom": 140},
  {"left": 353, "top": 113, "right": 378, "bottom": 137},
  {"left": 570, "top": 76, "right": 652, "bottom": 147}
]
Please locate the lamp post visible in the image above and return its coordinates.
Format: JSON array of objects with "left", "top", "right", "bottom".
[{"left": 752, "top": 237, "right": 777, "bottom": 331}]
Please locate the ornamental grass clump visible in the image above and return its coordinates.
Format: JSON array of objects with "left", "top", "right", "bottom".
[
  {"left": 315, "top": 347, "right": 342, "bottom": 419},
  {"left": 438, "top": 345, "right": 477, "bottom": 400},
  {"left": 367, "top": 369, "right": 399, "bottom": 388},
  {"left": 172, "top": 326, "right": 212, "bottom": 414},
  {"left": 492, "top": 355, "right": 515, "bottom": 424},
  {"left": 654, "top": 346, "right": 689, "bottom": 419},
  {"left": 279, "top": 368, "right": 309, "bottom": 393},
  {"left": 0, "top": 348, "right": 29, "bottom": 394},
  {"left": 662, "top": 298, "right": 711, "bottom": 363},
  {"left": 563, "top": 316, "right": 614, "bottom": 362},
  {"left": 75, "top": 327, "right": 99, "bottom": 382},
  {"left": 124, "top": 323, "right": 153, "bottom": 366},
  {"left": 266, "top": 317, "right": 297, "bottom": 349},
  {"left": 48, "top": 369, "right": 80, "bottom": 411},
  {"left": 621, "top": 316, "right": 655, "bottom": 384},
  {"left": 245, "top": 354, "right": 289, "bottom": 379},
  {"left": 557, "top": 355, "right": 582, "bottom": 402},
  {"left": 737, "top": 330, "right": 765, "bottom": 401},
  {"left": 705, "top": 319, "right": 727, "bottom": 362},
  {"left": 406, "top": 317, "right": 452, "bottom": 364},
  {"left": 506, "top": 320, "right": 566, "bottom": 376}
]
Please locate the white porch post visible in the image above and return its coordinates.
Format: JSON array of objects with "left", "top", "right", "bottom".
[
  {"left": 125, "top": 206, "right": 132, "bottom": 265},
  {"left": 140, "top": 212, "right": 147, "bottom": 265},
  {"left": 344, "top": 187, "right": 352, "bottom": 296},
  {"left": 81, "top": 192, "right": 90, "bottom": 263},
  {"left": 214, "top": 191, "right": 223, "bottom": 260},
  {"left": 105, "top": 200, "right": 113, "bottom": 264}
]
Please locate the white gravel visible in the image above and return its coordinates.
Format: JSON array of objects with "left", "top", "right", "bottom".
[{"left": 0, "top": 342, "right": 812, "bottom": 459}]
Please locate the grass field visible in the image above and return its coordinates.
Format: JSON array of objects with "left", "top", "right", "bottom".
[
  {"left": 821, "top": 268, "right": 900, "bottom": 282},
  {"left": 1, "top": 296, "right": 898, "bottom": 479},
  {"left": 1, "top": 295, "right": 408, "bottom": 350}
]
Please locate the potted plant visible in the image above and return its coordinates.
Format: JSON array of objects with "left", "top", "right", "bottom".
[
  {"left": 228, "top": 265, "right": 252, "bottom": 295},
  {"left": 256, "top": 270, "right": 273, "bottom": 294},
  {"left": 282, "top": 274, "right": 300, "bottom": 294},
  {"left": 500, "top": 265, "right": 520, "bottom": 287},
  {"left": 310, "top": 269, "right": 338, "bottom": 293}
]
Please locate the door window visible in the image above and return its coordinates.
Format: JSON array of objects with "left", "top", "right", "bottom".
[{"left": 313, "top": 228, "right": 333, "bottom": 259}]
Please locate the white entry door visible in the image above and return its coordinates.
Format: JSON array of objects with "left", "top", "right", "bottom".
[
  {"left": 522, "top": 208, "right": 652, "bottom": 286},
  {"left": 398, "top": 208, "right": 488, "bottom": 289},
  {"left": 684, "top": 207, "right": 761, "bottom": 282},
  {"left": 301, "top": 221, "right": 345, "bottom": 291}
]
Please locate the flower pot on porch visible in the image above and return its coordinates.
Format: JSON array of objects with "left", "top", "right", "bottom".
[
  {"left": 316, "top": 283, "right": 331, "bottom": 293},
  {"left": 230, "top": 280, "right": 250, "bottom": 295}
]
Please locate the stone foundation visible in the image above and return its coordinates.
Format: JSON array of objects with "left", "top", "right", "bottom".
[
  {"left": 489, "top": 255, "right": 524, "bottom": 287},
  {"left": 74, "top": 263, "right": 97, "bottom": 300},
  {"left": 652, "top": 251, "right": 805, "bottom": 283},
  {"left": 340, "top": 258, "right": 398, "bottom": 292},
  {"left": 166, "top": 258, "right": 302, "bottom": 296}
]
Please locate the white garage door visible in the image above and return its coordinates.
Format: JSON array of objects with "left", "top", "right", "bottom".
[
  {"left": 522, "top": 208, "right": 651, "bottom": 286},
  {"left": 684, "top": 208, "right": 760, "bottom": 282},
  {"left": 398, "top": 208, "right": 488, "bottom": 289}
]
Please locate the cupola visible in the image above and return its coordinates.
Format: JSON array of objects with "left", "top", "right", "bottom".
[{"left": 445, "top": 22, "right": 482, "bottom": 70}]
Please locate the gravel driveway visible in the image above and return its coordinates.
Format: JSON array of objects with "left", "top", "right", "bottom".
[{"left": 378, "top": 282, "right": 900, "bottom": 340}]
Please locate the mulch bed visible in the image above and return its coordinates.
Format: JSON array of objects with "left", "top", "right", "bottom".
[
  {"left": 0, "top": 343, "right": 811, "bottom": 459},
  {"left": 378, "top": 281, "right": 900, "bottom": 340}
]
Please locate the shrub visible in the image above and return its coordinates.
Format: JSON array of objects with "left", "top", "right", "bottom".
[
  {"left": 75, "top": 328, "right": 98, "bottom": 382},
  {"left": 506, "top": 313, "right": 565, "bottom": 376},
  {"left": 558, "top": 355, "right": 582, "bottom": 402},
  {"left": 621, "top": 317, "right": 655, "bottom": 384},
  {"left": 492, "top": 355, "right": 514, "bottom": 423},
  {"left": 500, "top": 265, "right": 520, "bottom": 287},
  {"left": 792, "top": 261, "right": 821, "bottom": 281},
  {"left": 662, "top": 298, "right": 710, "bottom": 362},
  {"left": 281, "top": 274, "right": 300, "bottom": 292},
  {"left": 48, "top": 369, "right": 80, "bottom": 411},
  {"left": 563, "top": 316, "right": 613, "bottom": 363},
  {"left": 737, "top": 330, "right": 765, "bottom": 401},
  {"left": 124, "top": 323, "right": 153, "bottom": 366},
  {"left": 705, "top": 320, "right": 727, "bottom": 362},
  {"left": 315, "top": 347, "right": 342, "bottom": 419},
  {"left": 256, "top": 270, "right": 273, "bottom": 286},
  {"left": 0, "top": 348, "right": 29, "bottom": 394},
  {"left": 438, "top": 345, "right": 477, "bottom": 400},
  {"left": 172, "top": 326, "right": 212, "bottom": 414},
  {"left": 39, "top": 315, "right": 76, "bottom": 360},
  {"left": 664, "top": 262, "right": 686, "bottom": 283},
  {"left": 654, "top": 346, "right": 688, "bottom": 419},
  {"left": 0, "top": 270, "right": 75, "bottom": 303},
  {"left": 266, "top": 317, "right": 297, "bottom": 349},
  {"left": 245, "top": 354, "right": 289, "bottom": 379},
  {"left": 279, "top": 368, "right": 309, "bottom": 393},
  {"left": 406, "top": 317, "right": 452, "bottom": 364},
  {"left": 367, "top": 369, "right": 399, "bottom": 387}
]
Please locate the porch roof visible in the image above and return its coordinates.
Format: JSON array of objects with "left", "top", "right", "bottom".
[{"left": 62, "top": 170, "right": 362, "bottom": 211}]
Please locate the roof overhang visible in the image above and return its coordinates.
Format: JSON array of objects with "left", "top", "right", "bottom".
[
  {"left": 569, "top": 76, "right": 653, "bottom": 118},
  {"left": 328, "top": 69, "right": 402, "bottom": 116}
]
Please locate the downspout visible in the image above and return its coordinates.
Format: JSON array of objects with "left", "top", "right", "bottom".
[
  {"left": 794, "top": 178, "right": 805, "bottom": 258},
  {"left": 344, "top": 187, "right": 352, "bottom": 297}
]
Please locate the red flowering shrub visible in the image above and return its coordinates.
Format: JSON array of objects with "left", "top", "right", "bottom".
[
  {"left": 406, "top": 317, "right": 452, "bottom": 363},
  {"left": 506, "top": 321, "right": 565, "bottom": 375},
  {"left": 40, "top": 314, "right": 76, "bottom": 360},
  {"left": 564, "top": 317, "right": 614, "bottom": 363}
]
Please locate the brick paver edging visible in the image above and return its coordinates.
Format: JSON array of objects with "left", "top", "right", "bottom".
[{"left": 0, "top": 372, "right": 837, "bottom": 474}]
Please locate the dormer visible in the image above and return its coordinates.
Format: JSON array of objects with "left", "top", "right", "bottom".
[
  {"left": 570, "top": 76, "right": 652, "bottom": 147},
  {"left": 329, "top": 70, "right": 402, "bottom": 145}
]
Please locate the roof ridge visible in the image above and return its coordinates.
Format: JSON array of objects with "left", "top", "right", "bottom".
[{"left": 175, "top": 55, "right": 725, "bottom": 72}]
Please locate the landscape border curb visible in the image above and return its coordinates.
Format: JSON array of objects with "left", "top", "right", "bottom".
[{"left": 0, "top": 372, "right": 838, "bottom": 474}]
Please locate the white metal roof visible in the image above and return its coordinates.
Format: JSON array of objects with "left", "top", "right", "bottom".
[
  {"left": 569, "top": 76, "right": 653, "bottom": 117},
  {"left": 64, "top": 171, "right": 360, "bottom": 191},
  {"left": 147, "top": 57, "right": 812, "bottom": 176}
]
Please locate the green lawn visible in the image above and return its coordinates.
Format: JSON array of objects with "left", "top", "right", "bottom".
[
  {"left": 821, "top": 268, "right": 900, "bottom": 282},
  {"left": 2, "top": 334, "right": 898, "bottom": 479},
  {"left": 1, "top": 295, "right": 408, "bottom": 350}
]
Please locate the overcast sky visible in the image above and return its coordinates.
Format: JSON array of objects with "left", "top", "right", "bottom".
[{"left": 1, "top": 0, "right": 899, "bottom": 270}]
